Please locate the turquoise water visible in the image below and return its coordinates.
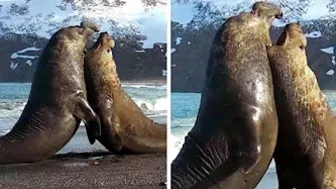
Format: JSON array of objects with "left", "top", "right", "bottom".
[
  {"left": 0, "top": 83, "right": 167, "bottom": 154},
  {"left": 171, "top": 92, "right": 336, "bottom": 188}
]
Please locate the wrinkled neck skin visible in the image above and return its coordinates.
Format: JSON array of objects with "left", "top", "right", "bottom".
[{"left": 172, "top": 131, "right": 232, "bottom": 188}]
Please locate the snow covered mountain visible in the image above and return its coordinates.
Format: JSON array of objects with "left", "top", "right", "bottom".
[
  {"left": 171, "top": 0, "right": 336, "bottom": 92},
  {"left": 0, "top": 0, "right": 167, "bottom": 82}
]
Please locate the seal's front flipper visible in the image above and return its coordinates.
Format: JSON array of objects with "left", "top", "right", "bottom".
[
  {"left": 102, "top": 117, "right": 123, "bottom": 152},
  {"left": 85, "top": 116, "right": 101, "bottom": 145},
  {"left": 74, "top": 98, "right": 101, "bottom": 144}
]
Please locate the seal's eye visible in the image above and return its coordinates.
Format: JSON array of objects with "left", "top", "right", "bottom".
[
  {"left": 299, "top": 45, "right": 304, "bottom": 50},
  {"left": 107, "top": 49, "right": 111, "bottom": 53}
]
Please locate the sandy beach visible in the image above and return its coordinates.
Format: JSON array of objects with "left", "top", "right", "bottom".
[
  {"left": 122, "top": 79, "right": 167, "bottom": 86},
  {"left": 0, "top": 152, "right": 166, "bottom": 189},
  {"left": 0, "top": 83, "right": 167, "bottom": 189}
]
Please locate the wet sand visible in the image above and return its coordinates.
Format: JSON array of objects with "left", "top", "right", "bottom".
[
  {"left": 123, "top": 79, "right": 166, "bottom": 85},
  {"left": 0, "top": 152, "right": 166, "bottom": 189}
]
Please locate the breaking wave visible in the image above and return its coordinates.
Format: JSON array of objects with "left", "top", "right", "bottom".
[
  {"left": 122, "top": 84, "right": 166, "bottom": 90},
  {"left": 0, "top": 101, "right": 26, "bottom": 119},
  {"left": 134, "top": 97, "right": 167, "bottom": 112}
]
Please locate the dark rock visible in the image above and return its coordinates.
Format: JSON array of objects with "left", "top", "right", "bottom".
[{"left": 0, "top": 33, "right": 166, "bottom": 83}]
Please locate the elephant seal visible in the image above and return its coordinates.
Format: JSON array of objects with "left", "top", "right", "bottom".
[
  {"left": 267, "top": 23, "right": 336, "bottom": 188},
  {"left": 171, "top": 2, "right": 282, "bottom": 189},
  {"left": 84, "top": 32, "right": 166, "bottom": 153},
  {"left": 0, "top": 21, "right": 101, "bottom": 165}
]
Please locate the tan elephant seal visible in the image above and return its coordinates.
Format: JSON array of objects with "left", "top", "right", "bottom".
[
  {"left": 267, "top": 22, "right": 336, "bottom": 189},
  {"left": 84, "top": 32, "right": 166, "bottom": 153}
]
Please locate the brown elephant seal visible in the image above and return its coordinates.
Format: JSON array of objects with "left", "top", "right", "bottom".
[
  {"left": 267, "top": 23, "right": 336, "bottom": 188},
  {"left": 0, "top": 21, "right": 101, "bottom": 165},
  {"left": 84, "top": 32, "right": 166, "bottom": 153},
  {"left": 171, "top": 2, "right": 282, "bottom": 189}
]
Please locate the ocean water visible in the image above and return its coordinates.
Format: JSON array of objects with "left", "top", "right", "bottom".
[
  {"left": 0, "top": 83, "right": 167, "bottom": 154},
  {"left": 170, "top": 92, "right": 336, "bottom": 188}
]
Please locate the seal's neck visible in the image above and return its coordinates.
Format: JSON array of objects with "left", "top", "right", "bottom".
[
  {"left": 91, "top": 46, "right": 122, "bottom": 91},
  {"left": 109, "top": 60, "right": 122, "bottom": 90},
  {"left": 99, "top": 54, "right": 121, "bottom": 91},
  {"left": 251, "top": 10, "right": 275, "bottom": 27}
]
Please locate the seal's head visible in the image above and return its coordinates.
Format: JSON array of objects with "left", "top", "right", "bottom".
[
  {"left": 85, "top": 31, "right": 119, "bottom": 89},
  {"left": 86, "top": 32, "right": 117, "bottom": 72},
  {"left": 51, "top": 21, "right": 100, "bottom": 50},
  {"left": 276, "top": 22, "right": 307, "bottom": 49},
  {"left": 80, "top": 20, "right": 100, "bottom": 33},
  {"left": 252, "top": 1, "right": 283, "bottom": 25},
  {"left": 77, "top": 20, "right": 100, "bottom": 39},
  {"left": 97, "top": 32, "right": 115, "bottom": 48},
  {"left": 92, "top": 32, "right": 116, "bottom": 54}
]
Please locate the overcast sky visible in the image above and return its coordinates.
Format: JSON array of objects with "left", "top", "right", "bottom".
[{"left": 0, "top": 0, "right": 167, "bottom": 48}]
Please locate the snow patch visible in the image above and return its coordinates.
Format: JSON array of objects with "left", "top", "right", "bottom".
[
  {"left": 332, "top": 56, "right": 336, "bottom": 65},
  {"left": 11, "top": 53, "right": 38, "bottom": 59},
  {"left": 135, "top": 49, "right": 145, "bottom": 53},
  {"left": 156, "top": 43, "right": 164, "bottom": 48},
  {"left": 162, "top": 69, "right": 167, "bottom": 77},
  {"left": 176, "top": 37, "right": 182, "bottom": 45},
  {"left": 171, "top": 48, "right": 176, "bottom": 53},
  {"left": 9, "top": 61, "right": 18, "bottom": 70},
  {"left": 9, "top": 46, "right": 40, "bottom": 70},
  {"left": 17, "top": 47, "right": 40, "bottom": 54},
  {"left": 320, "top": 47, "right": 334, "bottom": 55},
  {"left": 187, "top": 41, "right": 191, "bottom": 45},
  {"left": 11, "top": 46, "right": 41, "bottom": 59},
  {"left": 26, "top": 60, "right": 32, "bottom": 66},
  {"left": 305, "top": 31, "right": 322, "bottom": 38},
  {"left": 172, "top": 64, "right": 176, "bottom": 67},
  {"left": 326, "top": 69, "right": 334, "bottom": 75}
]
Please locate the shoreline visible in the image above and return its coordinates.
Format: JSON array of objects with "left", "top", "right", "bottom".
[
  {"left": 171, "top": 90, "right": 336, "bottom": 94},
  {"left": 0, "top": 79, "right": 167, "bottom": 86},
  {"left": 322, "top": 90, "right": 336, "bottom": 94},
  {"left": 0, "top": 151, "right": 166, "bottom": 189},
  {"left": 122, "top": 79, "right": 166, "bottom": 86}
]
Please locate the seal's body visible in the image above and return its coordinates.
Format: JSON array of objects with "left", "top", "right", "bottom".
[
  {"left": 171, "top": 2, "right": 283, "bottom": 188},
  {"left": 268, "top": 23, "right": 336, "bottom": 189},
  {"left": 84, "top": 32, "right": 166, "bottom": 153},
  {"left": 0, "top": 22, "right": 101, "bottom": 165}
]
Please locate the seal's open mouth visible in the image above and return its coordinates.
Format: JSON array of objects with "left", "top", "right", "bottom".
[
  {"left": 98, "top": 32, "right": 115, "bottom": 49},
  {"left": 276, "top": 11, "right": 284, "bottom": 19},
  {"left": 109, "top": 40, "right": 115, "bottom": 49}
]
